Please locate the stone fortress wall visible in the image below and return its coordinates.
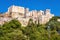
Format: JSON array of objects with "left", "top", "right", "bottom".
[{"left": 0, "top": 5, "right": 54, "bottom": 26}]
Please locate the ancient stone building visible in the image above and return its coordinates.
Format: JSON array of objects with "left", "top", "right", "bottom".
[{"left": 0, "top": 5, "right": 54, "bottom": 26}]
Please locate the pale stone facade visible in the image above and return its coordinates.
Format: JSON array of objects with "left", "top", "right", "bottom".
[
  {"left": 8, "top": 5, "right": 25, "bottom": 14},
  {"left": 0, "top": 5, "right": 54, "bottom": 26}
]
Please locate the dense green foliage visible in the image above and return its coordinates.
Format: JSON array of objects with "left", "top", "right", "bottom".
[{"left": 0, "top": 16, "right": 60, "bottom": 40}]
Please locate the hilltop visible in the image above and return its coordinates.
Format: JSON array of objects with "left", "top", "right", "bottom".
[{"left": 0, "top": 16, "right": 60, "bottom": 40}]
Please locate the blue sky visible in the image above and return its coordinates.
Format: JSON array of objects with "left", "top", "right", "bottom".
[{"left": 0, "top": 0, "right": 60, "bottom": 16}]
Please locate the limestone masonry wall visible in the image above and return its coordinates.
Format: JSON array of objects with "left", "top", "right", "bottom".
[{"left": 0, "top": 5, "right": 54, "bottom": 26}]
